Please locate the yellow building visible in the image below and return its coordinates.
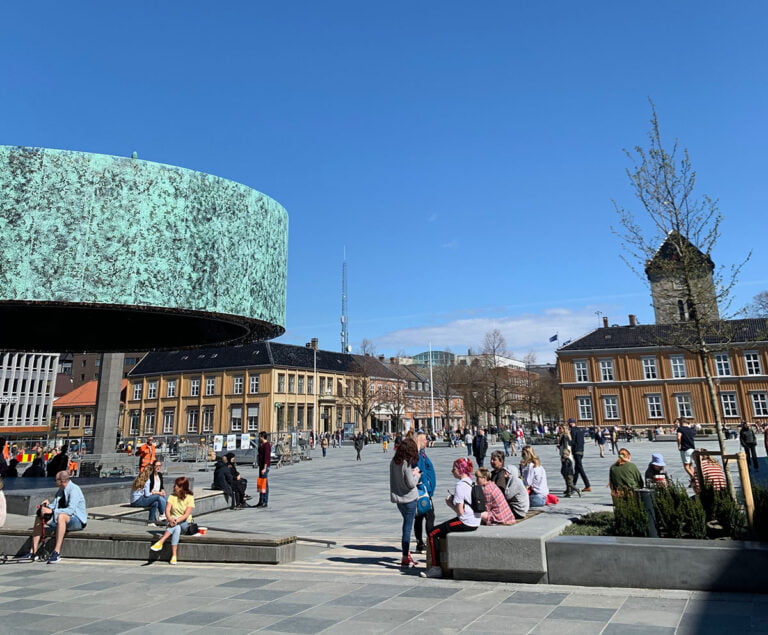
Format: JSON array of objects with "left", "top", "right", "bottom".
[{"left": 122, "top": 340, "right": 400, "bottom": 439}]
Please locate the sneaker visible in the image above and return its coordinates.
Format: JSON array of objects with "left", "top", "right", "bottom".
[
  {"left": 419, "top": 566, "right": 443, "bottom": 579},
  {"left": 18, "top": 551, "right": 36, "bottom": 562},
  {"left": 158, "top": 515, "right": 166, "bottom": 521},
  {"left": 577, "top": 489, "right": 582, "bottom": 498},
  {"left": 169, "top": 555, "right": 177, "bottom": 565},
  {"left": 150, "top": 541, "right": 163, "bottom": 552},
  {"left": 47, "top": 551, "right": 61, "bottom": 564},
  {"left": 147, "top": 522, "right": 160, "bottom": 527},
  {"left": 582, "top": 487, "right": 592, "bottom": 492}
]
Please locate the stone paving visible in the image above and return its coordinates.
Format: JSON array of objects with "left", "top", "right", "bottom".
[{"left": 1, "top": 435, "right": 766, "bottom": 633}]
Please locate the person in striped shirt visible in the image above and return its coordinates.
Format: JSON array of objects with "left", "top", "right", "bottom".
[{"left": 692, "top": 449, "right": 727, "bottom": 494}]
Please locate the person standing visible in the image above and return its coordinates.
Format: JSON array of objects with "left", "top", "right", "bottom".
[
  {"left": 567, "top": 419, "right": 591, "bottom": 492},
  {"left": 135, "top": 435, "right": 157, "bottom": 472},
  {"left": 472, "top": 428, "right": 488, "bottom": 468},
  {"left": 320, "top": 435, "right": 328, "bottom": 458},
  {"left": 389, "top": 438, "right": 420, "bottom": 568},
  {"left": 256, "top": 431, "right": 271, "bottom": 508},
  {"left": 354, "top": 433, "right": 364, "bottom": 461},
  {"left": 740, "top": 421, "right": 759, "bottom": 471},
  {"left": 413, "top": 432, "right": 436, "bottom": 554},
  {"left": 499, "top": 427, "right": 512, "bottom": 457},
  {"left": 676, "top": 418, "right": 696, "bottom": 482}
]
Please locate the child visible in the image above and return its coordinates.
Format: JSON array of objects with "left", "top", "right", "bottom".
[{"left": 560, "top": 449, "right": 581, "bottom": 497}]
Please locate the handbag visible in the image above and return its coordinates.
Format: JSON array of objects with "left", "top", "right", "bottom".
[
  {"left": 257, "top": 477, "right": 268, "bottom": 493},
  {"left": 185, "top": 522, "right": 200, "bottom": 535},
  {"left": 415, "top": 482, "right": 433, "bottom": 516}
]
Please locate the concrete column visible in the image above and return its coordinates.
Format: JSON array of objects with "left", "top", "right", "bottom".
[{"left": 92, "top": 352, "right": 125, "bottom": 455}]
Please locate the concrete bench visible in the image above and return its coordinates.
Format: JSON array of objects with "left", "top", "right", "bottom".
[
  {"left": 0, "top": 526, "right": 296, "bottom": 565},
  {"left": 445, "top": 513, "right": 572, "bottom": 583}
]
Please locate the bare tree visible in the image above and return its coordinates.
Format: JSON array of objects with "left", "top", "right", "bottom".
[
  {"left": 476, "top": 329, "right": 519, "bottom": 430},
  {"left": 613, "top": 103, "right": 750, "bottom": 497},
  {"left": 381, "top": 380, "right": 407, "bottom": 433},
  {"left": 746, "top": 291, "right": 768, "bottom": 318}
]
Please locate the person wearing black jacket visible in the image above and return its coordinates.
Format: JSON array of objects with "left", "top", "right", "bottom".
[
  {"left": 740, "top": 421, "right": 759, "bottom": 471},
  {"left": 472, "top": 428, "right": 489, "bottom": 468},
  {"left": 567, "top": 419, "right": 592, "bottom": 492},
  {"left": 212, "top": 456, "right": 238, "bottom": 509},
  {"left": 46, "top": 446, "right": 68, "bottom": 478},
  {"left": 225, "top": 452, "right": 247, "bottom": 508},
  {"left": 22, "top": 457, "right": 46, "bottom": 478}
]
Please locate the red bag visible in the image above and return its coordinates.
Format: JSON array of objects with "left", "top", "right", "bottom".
[
  {"left": 257, "top": 477, "right": 268, "bottom": 493},
  {"left": 546, "top": 493, "right": 560, "bottom": 506}
]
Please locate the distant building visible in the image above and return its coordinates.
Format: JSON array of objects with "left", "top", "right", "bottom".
[
  {"left": 54, "top": 379, "right": 129, "bottom": 443},
  {"left": 558, "top": 234, "right": 768, "bottom": 428},
  {"left": 412, "top": 350, "right": 455, "bottom": 366},
  {"left": 0, "top": 352, "right": 59, "bottom": 437}
]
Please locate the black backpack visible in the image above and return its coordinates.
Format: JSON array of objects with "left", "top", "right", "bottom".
[{"left": 469, "top": 483, "right": 486, "bottom": 513}]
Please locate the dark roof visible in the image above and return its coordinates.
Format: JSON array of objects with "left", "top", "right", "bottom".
[
  {"left": 129, "top": 342, "right": 401, "bottom": 379},
  {"left": 558, "top": 318, "right": 768, "bottom": 353},
  {"left": 130, "top": 342, "right": 354, "bottom": 376},
  {"left": 644, "top": 231, "right": 715, "bottom": 281}
]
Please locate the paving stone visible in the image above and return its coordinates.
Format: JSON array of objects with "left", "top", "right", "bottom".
[
  {"left": 504, "top": 591, "right": 568, "bottom": 605},
  {"left": 247, "top": 601, "right": 314, "bottom": 616},
  {"left": 66, "top": 619, "right": 147, "bottom": 634},
  {"left": 603, "top": 625, "right": 677, "bottom": 635},
  {"left": 262, "top": 615, "right": 339, "bottom": 633},
  {"left": 546, "top": 605, "right": 616, "bottom": 622}
]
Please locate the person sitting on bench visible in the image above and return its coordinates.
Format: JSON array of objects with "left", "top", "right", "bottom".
[{"left": 22, "top": 471, "right": 87, "bottom": 563}]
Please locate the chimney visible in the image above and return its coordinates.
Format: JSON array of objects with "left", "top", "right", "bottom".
[
  {"left": 602, "top": 317, "right": 609, "bottom": 328},
  {"left": 378, "top": 355, "right": 385, "bottom": 362},
  {"left": 311, "top": 338, "right": 318, "bottom": 350},
  {"left": 390, "top": 357, "right": 397, "bottom": 365},
  {"left": 629, "top": 314, "right": 637, "bottom": 327}
]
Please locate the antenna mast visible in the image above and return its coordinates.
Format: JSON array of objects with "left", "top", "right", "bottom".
[{"left": 341, "top": 248, "right": 349, "bottom": 352}]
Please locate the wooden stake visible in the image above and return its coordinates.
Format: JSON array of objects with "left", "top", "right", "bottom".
[{"left": 736, "top": 451, "right": 755, "bottom": 529}]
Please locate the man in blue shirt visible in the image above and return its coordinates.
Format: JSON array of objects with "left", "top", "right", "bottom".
[{"left": 23, "top": 471, "right": 87, "bottom": 564}]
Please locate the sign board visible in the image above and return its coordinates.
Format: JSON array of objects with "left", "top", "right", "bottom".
[
  {"left": 213, "top": 435, "right": 224, "bottom": 452},
  {"left": 240, "top": 433, "right": 251, "bottom": 449},
  {"left": 0, "top": 396, "right": 18, "bottom": 404},
  {"left": 226, "top": 434, "right": 237, "bottom": 451}
]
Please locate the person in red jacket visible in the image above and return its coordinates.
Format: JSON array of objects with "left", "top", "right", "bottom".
[{"left": 256, "top": 432, "right": 271, "bottom": 508}]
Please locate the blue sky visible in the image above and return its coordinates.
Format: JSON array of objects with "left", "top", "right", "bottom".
[{"left": 3, "top": 2, "right": 767, "bottom": 363}]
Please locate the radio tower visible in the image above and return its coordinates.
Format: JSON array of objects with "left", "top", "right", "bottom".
[{"left": 340, "top": 249, "right": 350, "bottom": 353}]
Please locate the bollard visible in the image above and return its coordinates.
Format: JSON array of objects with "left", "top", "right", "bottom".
[
  {"left": 637, "top": 488, "right": 658, "bottom": 538},
  {"left": 737, "top": 452, "right": 755, "bottom": 529}
]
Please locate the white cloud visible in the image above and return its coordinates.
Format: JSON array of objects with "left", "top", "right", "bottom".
[
  {"left": 371, "top": 308, "right": 605, "bottom": 363},
  {"left": 441, "top": 239, "right": 458, "bottom": 249},
  {"left": 428, "top": 213, "right": 439, "bottom": 222}
]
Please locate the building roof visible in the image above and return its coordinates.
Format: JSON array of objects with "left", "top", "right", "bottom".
[
  {"left": 55, "top": 379, "right": 129, "bottom": 408},
  {"left": 644, "top": 231, "right": 715, "bottom": 281},
  {"left": 129, "top": 341, "right": 400, "bottom": 379},
  {"left": 558, "top": 318, "right": 768, "bottom": 353}
]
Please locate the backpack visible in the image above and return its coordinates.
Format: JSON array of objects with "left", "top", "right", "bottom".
[{"left": 469, "top": 483, "right": 486, "bottom": 513}]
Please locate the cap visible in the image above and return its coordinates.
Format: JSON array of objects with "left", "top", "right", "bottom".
[
  {"left": 567, "top": 418, "right": 575, "bottom": 423},
  {"left": 650, "top": 453, "right": 665, "bottom": 467}
]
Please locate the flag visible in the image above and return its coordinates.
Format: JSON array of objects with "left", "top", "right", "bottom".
[
  {"left": 548, "top": 334, "right": 558, "bottom": 343},
  {"left": 562, "top": 339, "right": 572, "bottom": 346}
]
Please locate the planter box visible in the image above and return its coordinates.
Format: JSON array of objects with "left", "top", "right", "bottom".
[{"left": 547, "top": 535, "right": 768, "bottom": 593}]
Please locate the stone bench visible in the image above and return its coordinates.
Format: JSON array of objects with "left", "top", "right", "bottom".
[
  {"left": 88, "top": 487, "right": 230, "bottom": 523},
  {"left": 444, "top": 513, "right": 572, "bottom": 583},
  {"left": 0, "top": 526, "right": 296, "bottom": 565}
]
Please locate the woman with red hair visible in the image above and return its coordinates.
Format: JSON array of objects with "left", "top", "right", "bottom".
[
  {"left": 150, "top": 477, "right": 195, "bottom": 565},
  {"left": 420, "top": 457, "right": 481, "bottom": 579}
]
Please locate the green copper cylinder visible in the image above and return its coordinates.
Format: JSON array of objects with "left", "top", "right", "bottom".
[{"left": 0, "top": 146, "right": 287, "bottom": 351}]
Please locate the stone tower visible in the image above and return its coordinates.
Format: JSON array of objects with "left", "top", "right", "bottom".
[{"left": 645, "top": 231, "right": 719, "bottom": 324}]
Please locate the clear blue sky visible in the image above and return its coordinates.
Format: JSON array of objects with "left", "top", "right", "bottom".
[{"left": 3, "top": 2, "right": 767, "bottom": 363}]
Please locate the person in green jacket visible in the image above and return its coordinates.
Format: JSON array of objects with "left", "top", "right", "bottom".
[{"left": 609, "top": 448, "right": 643, "bottom": 495}]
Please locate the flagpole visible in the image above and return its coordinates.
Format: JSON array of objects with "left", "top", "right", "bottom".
[{"left": 429, "top": 342, "right": 435, "bottom": 434}]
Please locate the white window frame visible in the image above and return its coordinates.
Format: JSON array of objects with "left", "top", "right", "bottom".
[
  {"left": 744, "top": 351, "right": 762, "bottom": 376},
  {"left": 132, "top": 383, "right": 142, "bottom": 401},
  {"left": 288, "top": 375, "right": 295, "bottom": 393},
  {"left": 646, "top": 394, "right": 663, "bottom": 419},
  {"left": 720, "top": 393, "right": 739, "bottom": 418},
  {"left": 144, "top": 409, "right": 156, "bottom": 434},
  {"left": 129, "top": 411, "right": 139, "bottom": 435},
  {"left": 233, "top": 375, "right": 244, "bottom": 395},
  {"left": 249, "top": 375, "right": 259, "bottom": 394},
  {"left": 577, "top": 396, "right": 593, "bottom": 420},
  {"left": 599, "top": 359, "right": 614, "bottom": 382},
  {"left": 247, "top": 405, "right": 259, "bottom": 431},
  {"left": 670, "top": 355, "right": 686, "bottom": 379},
  {"left": 603, "top": 395, "right": 619, "bottom": 420},
  {"left": 147, "top": 381, "right": 157, "bottom": 399},
  {"left": 715, "top": 354, "right": 731, "bottom": 377},
  {"left": 202, "top": 406, "right": 214, "bottom": 433},
  {"left": 277, "top": 374, "right": 285, "bottom": 393},
  {"left": 642, "top": 357, "right": 658, "bottom": 380},
  {"left": 750, "top": 392, "right": 768, "bottom": 417},
  {"left": 205, "top": 378, "right": 216, "bottom": 396},
  {"left": 297, "top": 375, "right": 304, "bottom": 394},
  {"left": 230, "top": 406, "right": 243, "bottom": 431},
  {"left": 574, "top": 360, "right": 589, "bottom": 383},
  {"left": 186, "top": 408, "right": 199, "bottom": 433},
  {"left": 675, "top": 394, "right": 693, "bottom": 419},
  {"left": 162, "top": 408, "right": 175, "bottom": 434},
  {"left": 166, "top": 379, "right": 177, "bottom": 398},
  {"left": 190, "top": 378, "right": 200, "bottom": 397}
]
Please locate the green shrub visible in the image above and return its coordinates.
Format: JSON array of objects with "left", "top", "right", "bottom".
[
  {"left": 562, "top": 511, "right": 615, "bottom": 536},
  {"left": 699, "top": 483, "right": 746, "bottom": 538},
  {"left": 613, "top": 488, "right": 649, "bottom": 537},
  {"left": 653, "top": 482, "right": 707, "bottom": 539}
]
